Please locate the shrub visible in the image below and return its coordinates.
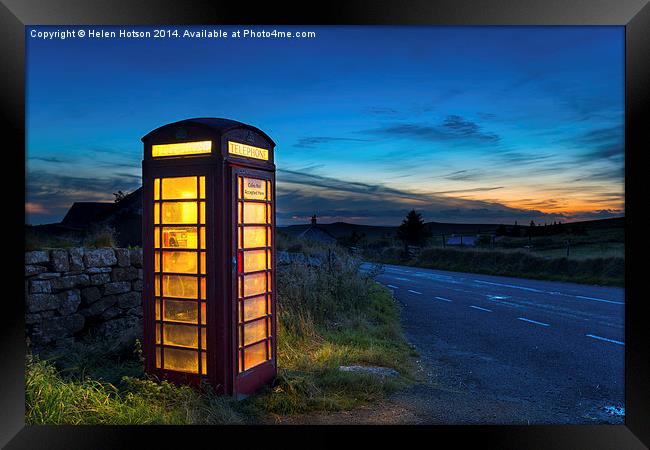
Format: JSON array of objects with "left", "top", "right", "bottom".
[
  {"left": 84, "top": 225, "right": 117, "bottom": 248},
  {"left": 412, "top": 247, "right": 623, "bottom": 286}
]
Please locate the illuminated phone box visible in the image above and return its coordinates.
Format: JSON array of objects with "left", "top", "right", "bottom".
[{"left": 142, "top": 118, "right": 276, "bottom": 398}]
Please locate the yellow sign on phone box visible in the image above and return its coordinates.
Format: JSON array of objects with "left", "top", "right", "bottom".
[{"left": 228, "top": 141, "right": 269, "bottom": 161}]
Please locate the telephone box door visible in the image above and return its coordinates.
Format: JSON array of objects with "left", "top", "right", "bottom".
[{"left": 231, "top": 167, "right": 277, "bottom": 393}]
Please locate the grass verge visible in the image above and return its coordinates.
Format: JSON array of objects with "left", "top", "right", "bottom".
[
  {"left": 26, "top": 246, "right": 414, "bottom": 424},
  {"left": 370, "top": 246, "right": 623, "bottom": 286}
]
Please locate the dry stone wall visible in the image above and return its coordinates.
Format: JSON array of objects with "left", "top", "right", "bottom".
[{"left": 25, "top": 248, "right": 143, "bottom": 349}]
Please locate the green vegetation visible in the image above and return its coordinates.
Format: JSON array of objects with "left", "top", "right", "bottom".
[
  {"left": 26, "top": 241, "right": 413, "bottom": 424},
  {"left": 25, "top": 228, "right": 80, "bottom": 251},
  {"left": 357, "top": 213, "right": 624, "bottom": 286},
  {"left": 25, "top": 224, "right": 118, "bottom": 250},
  {"left": 372, "top": 246, "right": 623, "bottom": 286}
]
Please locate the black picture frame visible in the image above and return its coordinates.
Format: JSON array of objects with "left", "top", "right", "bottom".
[{"left": 4, "top": 0, "right": 648, "bottom": 448}]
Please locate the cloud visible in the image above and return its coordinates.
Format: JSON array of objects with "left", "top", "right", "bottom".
[
  {"left": 293, "top": 136, "right": 370, "bottom": 148},
  {"left": 556, "top": 125, "right": 624, "bottom": 164},
  {"left": 441, "top": 115, "right": 500, "bottom": 142},
  {"left": 276, "top": 169, "right": 575, "bottom": 226},
  {"left": 365, "top": 115, "right": 500, "bottom": 144},
  {"left": 366, "top": 106, "right": 398, "bottom": 115},
  {"left": 28, "top": 156, "right": 69, "bottom": 164},
  {"left": 562, "top": 209, "right": 624, "bottom": 221},
  {"left": 26, "top": 170, "right": 141, "bottom": 224},
  {"left": 573, "top": 167, "right": 624, "bottom": 182},
  {"left": 25, "top": 202, "right": 50, "bottom": 214},
  {"left": 442, "top": 169, "right": 486, "bottom": 181},
  {"left": 496, "top": 151, "right": 552, "bottom": 165}
]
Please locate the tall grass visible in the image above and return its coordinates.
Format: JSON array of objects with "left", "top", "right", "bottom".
[
  {"left": 26, "top": 243, "right": 413, "bottom": 423},
  {"left": 369, "top": 245, "right": 624, "bottom": 286}
]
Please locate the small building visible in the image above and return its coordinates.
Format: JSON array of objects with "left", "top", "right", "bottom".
[
  {"left": 297, "top": 215, "right": 337, "bottom": 243},
  {"left": 446, "top": 235, "right": 477, "bottom": 246}
]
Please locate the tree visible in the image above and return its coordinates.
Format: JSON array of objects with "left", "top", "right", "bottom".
[
  {"left": 511, "top": 220, "right": 521, "bottom": 237},
  {"left": 527, "top": 220, "right": 536, "bottom": 237},
  {"left": 113, "top": 190, "right": 127, "bottom": 203},
  {"left": 397, "top": 209, "right": 431, "bottom": 246}
]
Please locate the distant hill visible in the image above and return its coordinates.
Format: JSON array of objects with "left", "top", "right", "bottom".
[
  {"left": 280, "top": 222, "right": 397, "bottom": 239},
  {"left": 279, "top": 217, "right": 624, "bottom": 239}
]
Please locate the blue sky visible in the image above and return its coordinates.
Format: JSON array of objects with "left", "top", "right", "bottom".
[{"left": 26, "top": 26, "right": 624, "bottom": 226}]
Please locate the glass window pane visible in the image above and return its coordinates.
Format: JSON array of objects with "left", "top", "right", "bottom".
[
  {"left": 243, "top": 272, "right": 266, "bottom": 297},
  {"left": 200, "top": 302, "right": 206, "bottom": 325},
  {"left": 243, "top": 249, "right": 267, "bottom": 272},
  {"left": 163, "top": 323, "right": 198, "bottom": 348},
  {"left": 243, "top": 226, "right": 267, "bottom": 248},
  {"left": 244, "top": 341, "right": 267, "bottom": 370},
  {"left": 154, "top": 251, "right": 160, "bottom": 272},
  {"left": 201, "top": 351, "right": 207, "bottom": 375},
  {"left": 155, "top": 323, "right": 161, "bottom": 344},
  {"left": 163, "top": 298, "right": 198, "bottom": 323},
  {"left": 155, "top": 299, "right": 161, "bottom": 320},
  {"left": 154, "top": 203, "right": 160, "bottom": 224},
  {"left": 154, "top": 179, "right": 160, "bottom": 200},
  {"left": 244, "top": 318, "right": 268, "bottom": 346},
  {"left": 163, "top": 347, "right": 198, "bottom": 373},
  {"left": 199, "top": 201, "right": 205, "bottom": 224},
  {"left": 243, "top": 295, "right": 267, "bottom": 322},
  {"left": 162, "top": 176, "right": 197, "bottom": 200},
  {"left": 242, "top": 177, "right": 266, "bottom": 200},
  {"left": 243, "top": 203, "right": 266, "bottom": 224},
  {"left": 199, "top": 176, "right": 205, "bottom": 199},
  {"left": 154, "top": 275, "right": 160, "bottom": 296},
  {"left": 200, "top": 227, "right": 206, "bottom": 249},
  {"left": 162, "top": 274, "right": 199, "bottom": 299},
  {"left": 162, "top": 251, "right": 198, "bottom": 274},
  {"left": 162, "top": 227, "right": 198, "bottom": 248},
  {"left": 200, "top": 277, "right": 206, "bottom": 300},
  {"left": 201, "top": 327, "right": 206, "bottom": 349},
  {"left": 162, "top": 202, "right": 197, "bottom": 224},
  {"left": 154, "top": 227, "right": 160, "bottom": 248},
  {"left": 200, "top": 252, "right": 206, "bottom": 274},
  {"left": 155, "top": 347, "right": 161, "bottom": 368}
]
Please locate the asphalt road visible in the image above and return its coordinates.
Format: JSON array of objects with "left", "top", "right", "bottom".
[{"left": 361, "top": 262, "right": 625, "bottom": 424}]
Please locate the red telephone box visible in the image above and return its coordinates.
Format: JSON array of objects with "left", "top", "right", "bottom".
[{"left": 141, "top": 118, "right": 276, "bottom": 396}]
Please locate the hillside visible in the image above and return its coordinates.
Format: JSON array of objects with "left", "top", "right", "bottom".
[{"left": 279, "top": 217, "right": 624, "bottom": 240}]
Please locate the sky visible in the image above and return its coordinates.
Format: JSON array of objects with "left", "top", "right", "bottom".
[{"left": 26, "top": 26, "right": 625, "bottom": 226}]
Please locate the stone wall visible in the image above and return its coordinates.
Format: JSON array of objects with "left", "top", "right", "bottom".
[{"left": 25, "top": 248, "right": 143, "bottom": 348}]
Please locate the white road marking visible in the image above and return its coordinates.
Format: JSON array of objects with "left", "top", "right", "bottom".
[
  {"left": 475, "top": 280, "right": 624, "bottom": 306},
  {"left": 486, "top": 294, "right": 509, "bottom": 300},
  {"left": 517, "top": 317, "right": 550, "bottom": 327},
  {"left": 434, "top": 296, "right": 452, "bottom": 302},
  {"left": 408, "top": 289, "right": 423, "bottom": 295},
  {"left": 387, "top": 284, "right": 399, "bottom": 289},
  {"left": 386, "top": 267, "right": 410, "bottom": 273},
  {"left": 586, "top": 334, "right": 625, "bottom": 346},
  {"left": 575, "top": 295, "right": 624, "bottom": 305},
  {"left": 394, "top": 277, "right": 411, "bottom": 281},
  {"left": 474, "top": 280, "right": 544, "bottom": 293},
  {"left": 469, "top": 305, "right": 492, "bottom": 312}
]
